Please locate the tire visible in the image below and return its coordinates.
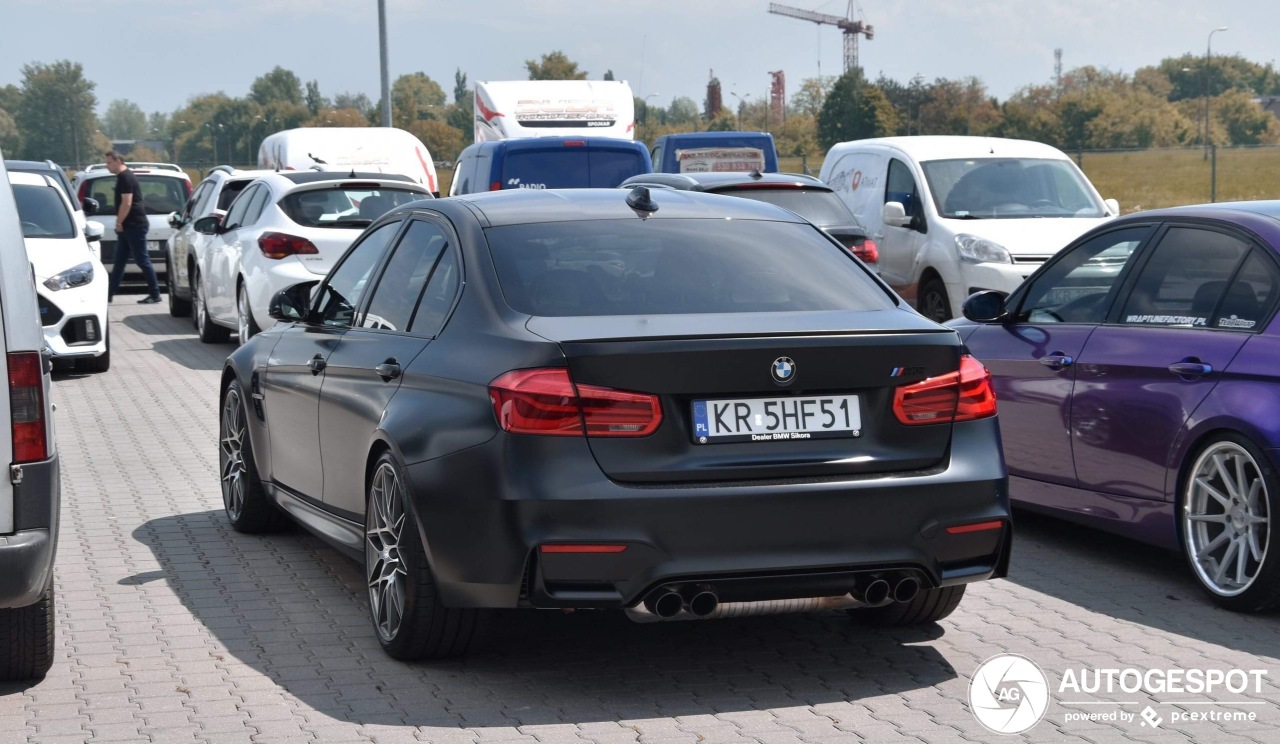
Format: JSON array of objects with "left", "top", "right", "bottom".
[
  {"left": 1180, "top": 434, "right": 1280, "bottom": 612},
  {"left": 849, "top": 585, "right": 966, "bottom": 627},
  {"left": 365, "top": 451, "right": 488, "bottom": 660},
  {"left": 918, "top": 276, "right": 953, "bottom": 322},
  {"left": 237, "top": 283, "right": 261, "bottom": 344},
  {"left": 195, "top": 272, "right": 231, "bottom": 344},
  {"left": 168, "top": 257, "right": 191, "bottom": 317},
  {"left": 0, "top": 577, "right": 55, "bottom": 681},
  {"left": 78, "top": 327, "right": 110, "bottom": 373},
  {"left": 220, "top": 383, "right": 288, "bottom": 534}
]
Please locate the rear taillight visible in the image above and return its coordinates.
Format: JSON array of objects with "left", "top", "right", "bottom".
[
  {"left": 490, "top": 181, "right": 502, "bottom": 191},
  {"left": 9, "top": 352, "right": 48, "bottom": 463},
  {"left": 892, "top": 355, "right": 996, "bottom": 426},
  {"left": 77, "top": 181, "right": 89, "bottom": 204},
  {"left": 489, "top": 368, "right": 662, "bottom": 437},
  {"left": 563, "top": 140, "right": 586, "bottom": 147},
  {"left": 258, "top": 232, "right": 319, "bottom": 260},
  {"left": 851, "top": 238, "right": 878, "bottom": 264}
]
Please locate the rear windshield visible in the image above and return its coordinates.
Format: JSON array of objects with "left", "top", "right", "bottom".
[
  {"left": 13, "top": 184, "right": 75, "bottom": 239},
  {"left": 218, "top": 180, "right": 253, "bottom": 210},
  {"left": 486, "top": 219, "right": 890, "bottom": 317},
  {"left": 279, "top": 187, "right": 424, "bottom": 228},
  {"left": 502, "top": 149, "right": 646, "bottom": 189},
  {"left": 714, "top": 188, "right": 861, "bottom": 227},
  {"left": 85, "top": 174, "right": 190, "bottom": 215}
]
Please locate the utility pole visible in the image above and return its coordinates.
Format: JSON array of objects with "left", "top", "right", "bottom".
[
  {"left": 1204, "top": 26, "right": 1227, "bottom": 160},
  {"left": 378, "top": 0, "right": 392, "bottom": 127}
]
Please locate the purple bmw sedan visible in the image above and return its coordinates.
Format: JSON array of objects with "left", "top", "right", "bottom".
[{"left": 950, "top": 201, "right": 1280, "bottom": 612}]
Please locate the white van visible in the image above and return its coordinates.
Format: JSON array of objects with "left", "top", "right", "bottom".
[
  {"left": 257, "top": 127, "right": 439, "bottom": 195},
  {"left": 474, "top": 80, "right": 635, "bottom": 142},
  {"left": 820, "top": 136, "right": 1118, "bottom": 321}
]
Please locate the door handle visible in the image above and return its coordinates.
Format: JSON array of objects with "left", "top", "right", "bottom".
[
  {"left": 375, "top": 359, "right": 401, "bottom": 381},
  {"left": 307, "top": 355, "right": 326, "bottom": 375},
  {"left": 1168, "top": 361, "right": 1213, "bottom": 378},
  {"left": 1039, "top": 352, "right": 1074, "bottom": 370}
]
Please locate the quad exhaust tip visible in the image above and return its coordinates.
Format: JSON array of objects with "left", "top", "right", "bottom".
[
  {"left": 686, "top": 588, "right": 719, "bottom": 618},
  {"left": 645, "top": 589, "right": 684, "bottom": 619},
  {"left": 856, "top": 578, "right": 892, "bottom": 606},
  {"left": 893, "top": 576, "right": 921, "bottom": 603}
]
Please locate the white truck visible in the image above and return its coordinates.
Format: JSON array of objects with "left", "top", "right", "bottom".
[
  {"left": 474, "top": 80, "right": 635, "bottom": 142},
  {"left": 257, "top": 127, "right": 439, "bottom": 195}
]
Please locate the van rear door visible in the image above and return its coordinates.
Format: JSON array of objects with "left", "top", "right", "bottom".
[{"left": 499, "top": 140, "right": 649, "bottom": 190}]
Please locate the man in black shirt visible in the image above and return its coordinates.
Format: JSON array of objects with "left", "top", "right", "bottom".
[{"left": 105, "top": 151, "right": 161, "bottom": 303}]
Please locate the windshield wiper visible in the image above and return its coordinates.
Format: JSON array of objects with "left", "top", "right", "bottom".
[{"left": 946, "top": 213, "right": 983, "bottom": 220}]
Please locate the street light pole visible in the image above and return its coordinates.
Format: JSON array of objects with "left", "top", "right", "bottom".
[
  {"left": 643, "top": 93, "right": 660, "bottom": 136},
  {"left": 378, "top": 0, "right": 392, "bottom": 128},
  {"left": 1204, "top": 26, "right": 1228, "bottom": 160}
]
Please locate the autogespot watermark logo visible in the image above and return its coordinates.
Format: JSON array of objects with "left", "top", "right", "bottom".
[
  {"left": 969, "top": 654, "right": 1051, "bottom": 734},
  {"left": 969, "top": 655, "right": 1271, "bottom": 734}
]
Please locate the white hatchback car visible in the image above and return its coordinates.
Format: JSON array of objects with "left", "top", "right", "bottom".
[
  {"left": 191, "top": 171, "right": 430, "bottom": 343},
  {"left": 8, "top": 171, "right": 110, "bottom": 372}
]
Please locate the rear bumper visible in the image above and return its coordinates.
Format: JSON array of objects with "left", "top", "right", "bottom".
[
  {"left": 1, "top": 455, "right": 60, "bottom": 610},
  {"left": 406, "top": 418, "right": 1010, "bottom": 609}
]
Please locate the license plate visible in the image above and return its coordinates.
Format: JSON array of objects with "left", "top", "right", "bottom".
[
  {"left": 692, "top": 395, "right": 862, "bottom": 444},
  {"left": 148, "top": 240, "right": 164, "bottom": 252}
]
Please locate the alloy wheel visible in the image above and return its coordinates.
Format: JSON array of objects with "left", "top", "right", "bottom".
[
  {"left": 366, "top": 462, "right": 408, "bottom": 642},
  {"left": 922, "top": 290, "right": 949, "bottom": 322},
  {"left": 1184, "top": 441, "right": 1271, "bottom": 596},
  {"left": 219, "top": 387, "right": 247, "bottom": 522}
]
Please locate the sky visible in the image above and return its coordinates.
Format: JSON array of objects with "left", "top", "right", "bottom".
[{"left": 2, "top": 0, "right": 1277, "bottom": 118}]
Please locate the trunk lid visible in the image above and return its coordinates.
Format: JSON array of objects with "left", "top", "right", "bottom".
[{"left": 528, "top": 310, "right": 962, "bottom": 483}]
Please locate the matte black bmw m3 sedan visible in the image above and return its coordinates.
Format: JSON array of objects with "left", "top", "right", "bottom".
[{"left": 219, "top": 187, "right": 1011, "bottom": 659}]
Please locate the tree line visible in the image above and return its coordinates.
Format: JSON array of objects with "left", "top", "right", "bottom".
[{"left": 3, "top": 51, "right": 1279, "bottom": 169}]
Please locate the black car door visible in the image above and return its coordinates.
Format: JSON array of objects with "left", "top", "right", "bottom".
[
  {"left": 260, "top": 220, "right": 404, "bottom": 500},
  {"left": 319, "top": 217, "right": 457, "bottom": 517}
]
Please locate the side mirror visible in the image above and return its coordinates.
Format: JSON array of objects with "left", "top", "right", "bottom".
[
  {"left": 168, "top": 211, "right": 183, "bottom": 228},
  {"left": 83, "top": 222, "right": 104, "bottom": 243},
  {"left": 193, "top": 215, "right": 223, "bottom": 236},
  {"left": 883, "top": 201, "right": 912, "bottom": 228},
  {"left": 1104, "top": 198, "right": 1120, "bottom": 216},
  {"left": 82, "top": 197, "right": 100, "bottom": 216},
  {"left": 962, "top": 290, "right": 1008, "bottom": 323},
  {"left": 268, "top": 281, "right": 320, "bottom": 322}
]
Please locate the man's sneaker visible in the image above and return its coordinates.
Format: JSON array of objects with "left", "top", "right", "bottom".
[{"left": 138, "top": 295, "right": 162, "bottom": 304}]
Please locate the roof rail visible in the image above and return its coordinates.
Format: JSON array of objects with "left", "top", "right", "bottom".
[
  {"left": 209, "top": 165, "right": 237, "bottom": 175},
  {"left": 84, "top": 163, "right": 110, "bottom": 171},
  {"left": 126, "top": 162, "right": 184, "bottom": 172}
]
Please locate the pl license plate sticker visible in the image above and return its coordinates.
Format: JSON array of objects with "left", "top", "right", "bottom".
[{"left": 692, "top": 396, "right": 862, "bottom": 444}]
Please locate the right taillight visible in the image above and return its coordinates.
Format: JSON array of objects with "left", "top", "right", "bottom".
[
  {"left": 258, "top": 232, "right": 319, "bottom": 260},
  {"left": 489, "top": 368, "right": 662, "bottom": 437},
  {"left": 893, "top": 354, "right": 996, "bottom": 426},
  {"left": 851, "top": 238, "right": 878, "bottom": 264},
  {"left": 9, "top": 352, "right": 48, "bottom": 463}
]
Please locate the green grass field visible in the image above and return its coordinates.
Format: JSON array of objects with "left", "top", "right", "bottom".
[{"left": 784, "top": 147, "right": 1280, "bottom": 213}]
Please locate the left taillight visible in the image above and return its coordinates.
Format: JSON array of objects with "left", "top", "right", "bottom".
[
  {"left": 488, "top": 368, "right": 662, "bottom": 437},
  {"left": 9, "top": 352, "right": 48, "bottom": 463},
  {"left": 258, "top": 232, "right": 319, "bottom": 260},
  {"left": 893, "top": 355, "right": 996, "bottom": 426}
]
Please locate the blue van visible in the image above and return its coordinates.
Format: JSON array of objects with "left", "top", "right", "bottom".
[
  {"left": 448, "top": 137, "right": 652, "bottom": 195},
  {"left": 650, "top": 132, "right": 779, "bottom": 174}
]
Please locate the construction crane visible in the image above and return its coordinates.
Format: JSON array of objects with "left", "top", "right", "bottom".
[{"left": 768, "top": 2, "right": 873, "bottom": 75}]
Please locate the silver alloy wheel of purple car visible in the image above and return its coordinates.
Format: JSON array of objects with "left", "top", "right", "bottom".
[
  {"left": 366, "top": 461, "right": 408, "bottom": 642},
  {"left": 1184, "top": 442, "right": 1271, "bottom": 596},
  {"left": 219, "top": 387, "right": 247, "bottom": 522}
]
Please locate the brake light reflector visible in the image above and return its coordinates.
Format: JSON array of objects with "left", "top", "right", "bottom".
[
  {"left": 489, "top": 368, "right": 662, "bottom": 437},
  {"left": 892, "top": 355, "right": 996, "bottom": 425},
  {"left": 540, "top": 544, "right": 628, "bottom": 554},
  {"left": 258, "top": 232, "right": 319, "bottom": 260},
  {"left": 9, "top": 352, "right": 47, "bottom": 463},
  {"left": 945, "top": 520, "right": 1005, "bottom": 535}
]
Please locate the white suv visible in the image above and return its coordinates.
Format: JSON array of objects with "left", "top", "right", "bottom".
[
  {"left": 71, "top": 162, "right": 192, "bottom": 289},
  {"left": 165, "top": 167, "right": 275, "bottom": 318},
  {"left": 9, "top": 170, "right": 110, "bottom": 372},
  {"left": 0, "top": 157, "right": 60, "bottom": 681}
]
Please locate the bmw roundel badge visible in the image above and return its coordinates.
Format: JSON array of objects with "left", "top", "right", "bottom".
[{"left": 771, "top": 357, "right": 796, "bottom": 385}]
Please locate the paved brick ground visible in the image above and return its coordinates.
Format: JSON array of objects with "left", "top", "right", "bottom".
[{"left": 2, "top": 301, "right": 1279, "bottom": 743}]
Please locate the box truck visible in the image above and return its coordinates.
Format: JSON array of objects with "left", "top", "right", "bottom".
[{"left": 474, "top": 80, "right": 635, "bottom": 142}]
